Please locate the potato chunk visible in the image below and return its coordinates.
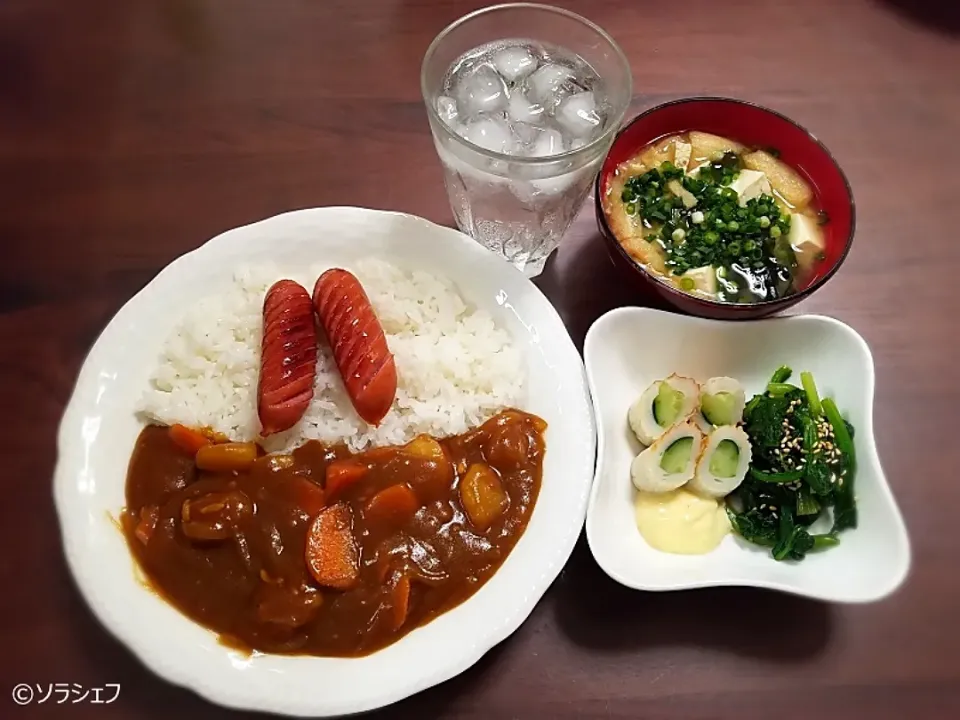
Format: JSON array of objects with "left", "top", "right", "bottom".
[
  {"left": 742, "top": 150, "right": 814, "bottom": 210},
  {"left": 688, "top": 131, "right": 745, "bottom": 162},
  {"left": 459, "top": 463, "right": 509, "bottom": 531}
]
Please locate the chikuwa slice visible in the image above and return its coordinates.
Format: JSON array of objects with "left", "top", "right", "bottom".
[
  {"left": 698, "top": 376, "right": 746, "bottom": 427},
  {"left": 689, "top": 425, "right": 753, "bottom": 498},
  {"left": 628, "top": 374, "right": 701, "bottom": 445},
  {"left": 631, "top": 420, "right": 705, "bottom": 492}
]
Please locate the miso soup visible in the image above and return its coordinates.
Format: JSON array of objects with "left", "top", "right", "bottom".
[{"left": 602, "top": 131, "right": 827, "bottom": 304}]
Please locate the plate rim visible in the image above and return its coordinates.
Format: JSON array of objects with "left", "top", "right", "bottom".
[
  {"left": 53, "top": 206, "right": 597, "bottom": 715},
  {"left": 583, "top": 306, "right": 911, "bottom": 602}
]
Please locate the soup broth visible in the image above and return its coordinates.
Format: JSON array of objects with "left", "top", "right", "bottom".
[{"left": 602, "top": 131, "right": 826, "bottom": 303}]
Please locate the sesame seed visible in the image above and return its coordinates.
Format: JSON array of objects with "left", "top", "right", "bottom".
[
  {"left": 760, "top": 504, "right": 767, "bottom": 510},
  {"left": 838, "top": 478, "right": 844, "bottom": 486},
  {"left": 769, "top": 505, "right": 778, "bottom": 511}
]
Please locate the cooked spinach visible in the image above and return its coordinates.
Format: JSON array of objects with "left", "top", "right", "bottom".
[{"left": 727, "top": 367, "right": 857, "bottom": 561}]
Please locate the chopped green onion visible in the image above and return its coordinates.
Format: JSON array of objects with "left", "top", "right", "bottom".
[{"left": 620, "top": 151, "right": 799, "bottom": 302}]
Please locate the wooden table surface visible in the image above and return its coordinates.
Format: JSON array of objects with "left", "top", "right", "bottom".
[{"left": 3, "top": 0, "right": 959, "bottom": 717}]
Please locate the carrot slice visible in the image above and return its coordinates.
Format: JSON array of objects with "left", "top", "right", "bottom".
[
  {"left": 325, "top": 460, "right": 368, "bottom": 500},
  {"left": 305, "top": 503, "right": 360, "bottom": 590},
  {"left": 292, "top": 477, "right": 326, "bottom": 518},
  {"left": 364, "top": 484, "right": 419, "bottom": 529},
  {"left": 169, "top": 424, "right": 212, "bottom": 455}
]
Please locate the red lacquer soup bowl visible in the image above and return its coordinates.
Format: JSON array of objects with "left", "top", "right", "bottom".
[{"left": 594, "top": 97, "right": 856, "bottom": 320}]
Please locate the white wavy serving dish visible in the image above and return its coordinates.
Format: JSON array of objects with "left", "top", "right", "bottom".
[
  {"left": 54, "top": 207, "right": 596, "bottom": 716},
  {"left": 584, "top": 307, "right": 910, "bottom": 602}
]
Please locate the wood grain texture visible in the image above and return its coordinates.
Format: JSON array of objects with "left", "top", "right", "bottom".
[{"left": 2, "top": 0, "right": 958, "bottom": 717}]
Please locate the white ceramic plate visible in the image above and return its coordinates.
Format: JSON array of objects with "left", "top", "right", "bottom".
[
  {"left": 584, "top": 307, "right": 909, "bottom": 602},
  {"left": 54, "top": 207, "right": 595, "bottom": 716}
]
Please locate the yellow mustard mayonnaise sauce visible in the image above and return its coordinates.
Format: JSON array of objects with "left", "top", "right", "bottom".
[{"left": 634, "top": 488, "right": 731, "bottom": 555}]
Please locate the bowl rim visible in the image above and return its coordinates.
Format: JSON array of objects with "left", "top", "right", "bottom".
[{"left": 594, "top": 95, "right": 857, "bottom": 311}]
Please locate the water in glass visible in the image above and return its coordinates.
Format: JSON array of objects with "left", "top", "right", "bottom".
[{"left": 432, "top": 40, "right": 611, "bottom": 276}]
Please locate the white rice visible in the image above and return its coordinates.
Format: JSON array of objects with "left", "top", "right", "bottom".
[{"left": 137, "top": 259, "right": 524, "bottom": 452}]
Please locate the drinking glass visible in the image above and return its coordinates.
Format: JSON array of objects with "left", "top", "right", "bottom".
[{"left": 421, "top": 3, "right": 632, "bottom": 277}]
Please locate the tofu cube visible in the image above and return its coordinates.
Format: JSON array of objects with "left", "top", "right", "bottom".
[
  {"left": 788, "top": 213, "right": 825, "bottom": 270},
  {"left": 681, "top": 266, "right": 718, "bottom": 297},
  {"left": 728, "top": 170, "right": 772, "bottom": 207}
]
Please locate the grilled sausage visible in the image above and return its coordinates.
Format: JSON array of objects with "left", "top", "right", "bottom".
[
  {"left": 258, "top": 279, "right": 318, "bottom": 435},
  {"left": 312, "top": 269, "right": 397, "bottom": 425}
]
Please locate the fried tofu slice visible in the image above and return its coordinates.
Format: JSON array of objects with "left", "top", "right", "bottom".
[
  {"left": 689, "top": 131, "right": 745, "bottom": 162},
  {"left": 742, "top": 150, "right": 814, "bottom": 210}
]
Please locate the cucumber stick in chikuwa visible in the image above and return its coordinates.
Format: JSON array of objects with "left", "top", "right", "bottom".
[{"left": 725, "top": 367, "right": 855, "bottom": 561}]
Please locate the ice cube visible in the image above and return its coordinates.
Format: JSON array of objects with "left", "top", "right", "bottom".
[
  {"left": 532, "top": 165, "right": 589, "bottom": 197},
  {"left": 507, "top": 93, "right": 545, "bottom": 125},
  {"left": 511, "top": 122, "right": 540, "bottom": 146},
  {"left": 436, "top": 95, "right": 459, "bottom": 126},
  {"left": 462, "top": 117, "right": 514, "bottom": 154},
  {"left": 528, "top": 127, "right": 565, "bottom": 157},
  {"left": 555, "top": 91, "right": 602, "bottom": 139},
  {"left": 455, "top": 65, "right": 509, "bottom": 117},
  {"left": 526, "top": 63, "right": 575, "bottom": 105},
  {"left": 492, "top": 46, "right": 538, "bottom": 83}
]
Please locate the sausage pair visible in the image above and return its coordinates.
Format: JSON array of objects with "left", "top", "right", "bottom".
[{"left": 258, "top": 270, "right": 397, "bottom": 435}]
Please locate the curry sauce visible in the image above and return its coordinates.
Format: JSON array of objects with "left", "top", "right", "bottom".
[{"left": 121, "top": 410, "right": 545, "bottom": 657}]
